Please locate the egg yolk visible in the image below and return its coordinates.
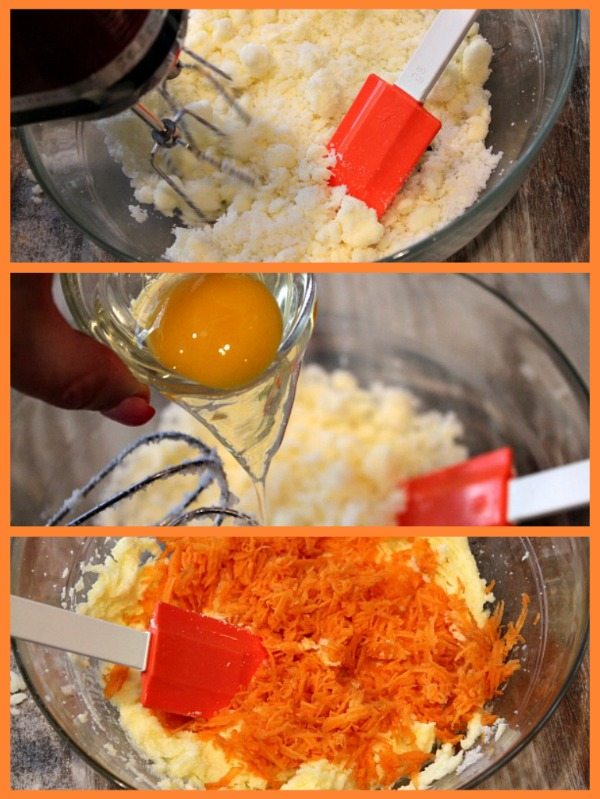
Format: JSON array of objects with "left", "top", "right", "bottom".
[{"left": 148, "top": 274, "right": 283, "bottom": 391}]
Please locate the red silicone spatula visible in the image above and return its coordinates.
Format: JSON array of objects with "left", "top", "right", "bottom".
[
  {"left": 11, "top": 597, "right": 266, "bottom": 718},
  {"left": 328, "top": 9, "right": 479, "bottom": 218},
  {"left": 396, "top": 447, "right": 590, "bottom": 525}
]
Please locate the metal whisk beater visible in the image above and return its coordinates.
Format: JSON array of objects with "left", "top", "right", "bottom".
[
  {"left": 46, "top": 431, "right": 257, "bottom": 527},
  {"left": 131, "top": 47, "right": 255, "bottom": 222}
]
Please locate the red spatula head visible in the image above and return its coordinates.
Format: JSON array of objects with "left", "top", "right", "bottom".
[
  {"left": 328, "top": 74, "right": 441, "bottom": 218},
  {"left": 141, "top": 602, "right": 266, "bottom": 719},
  {"left": 396, "top": 447, "right": 514, "bottom": 526}
]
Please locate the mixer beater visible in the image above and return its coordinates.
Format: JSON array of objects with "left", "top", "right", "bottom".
[
  {"left": 46, "top": 431, "right": 257, "bottom": 527},
  {"left": 131, "top": 47, "right": 255, "bottom": 222},
  {"left": 11, "top": 10, "right": 255, "bottom": 224}
]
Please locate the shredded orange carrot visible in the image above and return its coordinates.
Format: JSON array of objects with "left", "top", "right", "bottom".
[
  {"left": 110, "top": 538, "right": 528, "bottom": 789},
  {"left": 204, "top": 766, "right": 245, "bottom": 789},
  {"left": 104, "top": 664, "right": 129, "bottom": 699}
]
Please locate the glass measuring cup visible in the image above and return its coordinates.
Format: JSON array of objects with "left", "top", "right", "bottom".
[{"left": 60, "top": 273, "right": 317, "bottom": 521}]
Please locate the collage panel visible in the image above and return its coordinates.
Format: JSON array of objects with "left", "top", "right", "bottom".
[
  {"left": 10, "top": 273, "right": 589, "bottom": 528},
  {"left": 9, "top": 273, "right": 590, "bottom": 789},
  {"left": 10, "top": 8, "right": 589, "bottom": 263},
  {"left": 10, "top": 535, "right": 589, "bottom": 789}
]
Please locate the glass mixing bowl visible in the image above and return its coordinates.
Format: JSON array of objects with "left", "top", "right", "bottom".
[
  {"left": 18, "top": 10, "right": 580, "bottom": 262},
  {"left": 10, "top": 536, "right": 589, "bottom": 789},
  {"left": 10, "top": 274, "right": 589, "bottom": 525}
]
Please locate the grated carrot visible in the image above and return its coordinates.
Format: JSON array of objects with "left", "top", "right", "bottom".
[
  {"left": 204, "top": 766, "right": 245, "bottom": 789},
  {"left": 104, "top": 664, "right": 129, "bottom": 699},
  {"left": 106, "top": 538, "right": 528, "bottom": 789}
]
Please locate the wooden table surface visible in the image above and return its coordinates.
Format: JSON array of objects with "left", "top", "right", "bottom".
[{"left": 10, "top": 15, "right": 589, "bottom": 264}]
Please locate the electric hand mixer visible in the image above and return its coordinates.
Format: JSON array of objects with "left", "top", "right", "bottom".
[{"left": 11, "top": 9, "right": 253, "bottom": 221}]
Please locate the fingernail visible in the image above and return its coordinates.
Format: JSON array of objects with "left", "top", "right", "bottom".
[{"left": 102, "top": 396, "right": 156, "bottom": 426}]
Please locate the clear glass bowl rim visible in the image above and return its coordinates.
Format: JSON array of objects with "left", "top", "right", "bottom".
[
  {"left": 17, "top": 10, "right": 581, "bottom": 263},
  {"left": 463, "top": 275, "right": 589, "bottom": 409}
]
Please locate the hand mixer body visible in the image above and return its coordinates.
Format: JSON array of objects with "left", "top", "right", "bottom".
[
  {"left": 11, "top": 9, "right": 187, "bottom": 126},
  {"left": 12, "top": 9, "right": 255, "bottom": 223}
]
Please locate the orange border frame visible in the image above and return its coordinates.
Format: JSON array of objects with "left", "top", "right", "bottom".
[{"left": 3, "top": 0, "right": 593, "bottom": 795}]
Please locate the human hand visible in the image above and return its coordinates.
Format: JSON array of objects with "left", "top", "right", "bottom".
[{"left": 11, "top": 274, "right": 155, "bottom": 426}]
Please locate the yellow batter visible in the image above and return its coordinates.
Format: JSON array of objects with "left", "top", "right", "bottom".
[{"left": 79, "top": 537, "right": 519, "bottom": 790}]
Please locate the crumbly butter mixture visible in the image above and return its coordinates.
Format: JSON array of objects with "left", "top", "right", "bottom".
[
  {"left": 99, "top": 365, "right": 467, "bottom": 525},
  {"left": 101, "top": 9, "right": 500, "bottom": 261},
  {"left": 80, "top": 537, "right": 507, "bottom": 789}
]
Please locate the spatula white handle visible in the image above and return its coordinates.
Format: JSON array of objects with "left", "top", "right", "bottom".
[
  {"left": 507, "top": 459, "right": 590, "bottom": 523},
  {"left": 396, "top": 10, "right": 479, "bottom": 102},
  {"left": 10, "top": 596, "right": 150, "bottom": 670}
]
